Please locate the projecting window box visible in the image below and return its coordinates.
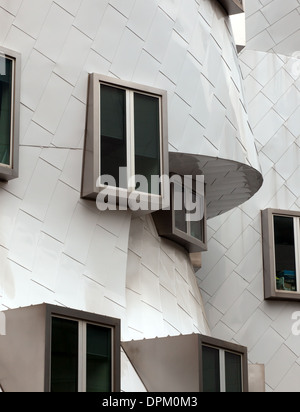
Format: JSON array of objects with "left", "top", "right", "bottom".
[
  {"left": 0, "top": 46, "right": 20, "bottom": 181},
  {"left": 153, "top": 176, "right": 207, "bottom": 253},
  {"left": 81, "top": 74, "right": 169, "bottom": 212},
  {"left": 0, "top": 304, "right": 121, "bottom": 392},
  {"left": 262, "top": 209, "right": 300, "bottom": 301}
]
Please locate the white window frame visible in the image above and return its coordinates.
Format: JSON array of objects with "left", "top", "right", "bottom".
[
  {"left": 262, "top": 209, "right": 300, "bottom": 301},
  {"left": 98, "top": 84, "right": 164, "bottom": 196},
  {"left": 50, "top": 315, "right": 115, "bottom": 393},
  {"left": 202, "top": 344, "right": 244, "bottom": 393},
  {"left": 0, "top": 46, "right": 21, "bottom": 181},
  {"left": 81, "top": 74, "right": 169, "bottom": 211}
]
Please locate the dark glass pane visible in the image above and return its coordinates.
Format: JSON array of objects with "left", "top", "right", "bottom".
[
  {"left": 174, "top": 184, "right": 187, "bottom": 234},
  {"left": 190, "top": 191, "right": 204, "bottom": 241},
  {"left": 0, "top": 56, "right": 13, "bottom": 166},
  {"left": 51, "top": 317, "right": 79, "bottom": 393},
  {"left": 202, "top": 346, "right": 220, "bottom": 393},
  {"left": 100, "top": 84, "right": 127, "bottom": 188},
  {"left": 225, "top": 352, "right": 242, "bottom": 393},
  {"left": 134, "top": 93, "right": 161, "bottom": 195},
  {"left": 86, "top": 324, "right": 112, "bottom": 393},
  {"left": 274, "top": 216, "right": 297, "bottom": 292}
]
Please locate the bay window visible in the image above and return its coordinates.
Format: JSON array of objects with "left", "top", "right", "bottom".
[
  {"left": 153, "top": 176, "right": 207, "bottom": 253},
  {"left": 81, "top": 74, "right": 168, "bottom": 209},
  {"left": 262, "top": 209, "right": 300, "bottom": 301}
]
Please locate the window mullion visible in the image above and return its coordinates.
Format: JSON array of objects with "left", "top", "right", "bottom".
[
  {"left": 219, "top": 349, "right": 226, "bottom": 393},
  {"left": 127, "top": 90, "right": 135, "bottom": 191},
  {"left": 78, "top": 321, "right": 87, "bottom": 393}
]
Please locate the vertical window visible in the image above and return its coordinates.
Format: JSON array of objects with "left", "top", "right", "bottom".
[
  {"left": 100, "top": 84, "right": 127, "bottom": 189},
  {"left": 202, "top": 346, "right": 243, "bottom": 393},
  {"left": 82, "top": 74, "right": 168, "bottom": 203},
  {"left": 173, "top": 182, "right": 206, "bottom": 246},
  {"left": 134, "top": 92, "right": 161, "bottom": 195},
  {"left": 202, "top": 346, "right": 220, "bottom": 392},
  {"left": 0, "top": 47, "right": 20, "bottom": 181},
  {"left": 86, "top": 324, "right": 112, "bottom": 393},
  {"left": 153, "top": 177, "right": 207, "bottom": 254},
  {"left": 99, "top": 81, "right": 163, "bottom": 196},
  {"left": 0, "top": 55, "right": 13, "bottom": 166},
  {"left": 174, "top": 183, "right": 187, "bottom": 234},
  {"left": 51, "top": 318, "right": 79, "bottom": 392},
  {"left": 225, "top": 352, "right": 242, "bottom": 393},
  {"left": 273, "top": 215, "right": 297, "bottom": 292},
  {"left": 51, "top": 317, "right": 114, "bottom": 393}
]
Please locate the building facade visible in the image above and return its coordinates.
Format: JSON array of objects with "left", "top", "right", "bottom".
[{"left": 0, "top": 0, "right": 298, "bottom": 392}]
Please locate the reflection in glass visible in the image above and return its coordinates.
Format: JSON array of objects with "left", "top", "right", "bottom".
[
  {"left": 134, "top": 93, "right": 161, "bottom": 195},
  {"left": 190, "top": 192, "right": 204, "bottom": 241},
  {"left": 225, "top": 352, "right": 242, "bottom": 393},
  {"left": 274, "top": 216, "right": 297, "bottom": 292},
  {"left": 86, "top": 324, "right": 112, "bottom": 393},
  {"left": 174, "top": 183, "right": 187, "bottom": 234},
  {"left": 100, "top": 84, "right": 127, "bottom": 188},
  {"left": 51, "top": 317, "right": 79, "bottom": 393},
  {"left": 202, "top": 346, "right": 220, "bottom": 393},
  {"left": 0, "top": 56, "right": 13, "bottom": 166}
]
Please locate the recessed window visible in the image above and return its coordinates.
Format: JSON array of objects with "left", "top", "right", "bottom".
[
  {"left": 262, "top": 209, "right": 300, "bottom": 301},
  {"left": 202, "top": 345, "right": 243, "bottom": 393},
  {"left": 153, "top": 176, "right": 207, "bottom": 253},
  {"left": 50, "top": 310, "right": 120, "bottom": 393},
  {"left": 82, "top": 74, "right": 168, "bottom": 208},
  {"left": 51, "top": 316, "right": 115, "bottom": 393},
  {"left": 0, "top": 47, "right": 20, "bottom": 181}
]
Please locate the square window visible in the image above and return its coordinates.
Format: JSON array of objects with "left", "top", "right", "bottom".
[
  {"left": 201, "top": 336, "right": 246, "bottom": 393},
  {"left": 262, "top": 209, "right": 300, "bottom": 301},
  {"left": 81, "top": 74, "right": 169, "bottom": 212},
  {"left": 0, "top": 47, "right": 20, "bottom": 181}
]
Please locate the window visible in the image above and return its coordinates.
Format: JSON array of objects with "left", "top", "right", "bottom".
[
  {"left": 122, "top": 334, "right": 248, "bottom": 393},
  {"left": 202, "top": 346, "right": 243, "bottom": 393},
  {"left": 81, "top": 74, "right": 168, "bottom": 209},
  {"left": 0, "top": 47, "right": 20, "bottom": 181},
  {"left": 200, "top": 336, "right": 247, "bottom": 393},
  {"left": 153, "top": 176, "right": 207, "bottom": 253},
  {"left": 48, "top": 306, "right": 121, "bottom": 393},
  {"left": 262, "top": 209, "right": 300, "bottom": 301}
]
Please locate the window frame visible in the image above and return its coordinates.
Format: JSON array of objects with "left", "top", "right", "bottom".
[
  {"left": 44, "top": 305, "right": 121, "bottom": 393},
  {"left": 81, "top": 73, "right": 169, "bottom": 208},
  {"left": 262, "top": 208, "right": 300, "bottom": 301},
  {"left": 0, "top": 46, "right": 20, "bottom": 181},
  {"left": 199, "top": 335, "right": 248, "bottom": 393},
  {"left": 153, "top": 177, "right": 207, "bottom": 253}
]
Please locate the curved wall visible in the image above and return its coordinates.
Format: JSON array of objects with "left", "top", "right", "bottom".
[
  {"left": 0, "top": 0, "right": 218, "bottom": 338},
  {"left": 0, "top": 0, "right": 260, "bottom": 390}
]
